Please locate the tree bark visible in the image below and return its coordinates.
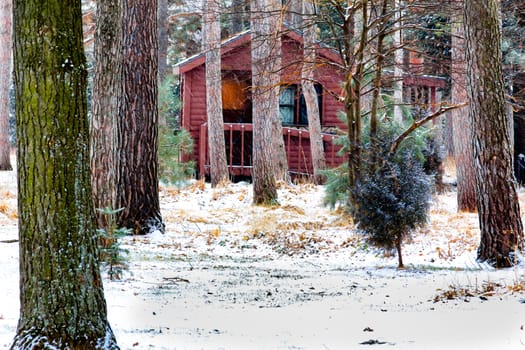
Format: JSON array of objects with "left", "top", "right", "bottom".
[
  {"left": 392, "top": 0, "right": 403, "bottom": 123},
  {"left": 283, "top": 0, "right": 302, "bottom": 28},
  {"left": 464, "top": 0, "right": 524, "bottom": 267},
  {"left": 0, "top": 0, "right": 12, "bottom": 171},
  {"left": 204, "top": 0, "right": 229, "bottom": 186},
  {"left": 268, "top": 0, "right": 289, "bottom": 183},
  {"left": 251, "top": 0, "right": 278, "bottom": 204},
  {"left": 91, "top": 0, "right": 122, "bottom": 229},
  {"left": 451, "top": 4, "right": 477, "bottom": 212},
  {"left": 396, "top": 236, "right": 404, "bottom": 269},
  {"left": 118, "top": 0, "right": 164, "bottom": 235},
  {"left": 302, "top": 0, "right": 326, "bottom": 184},
  {"left": 11, "top": 0, "right": 118, "bottom": 347},
  {"left": 346, "top": 1, "right": 366, "bottom": 192}
]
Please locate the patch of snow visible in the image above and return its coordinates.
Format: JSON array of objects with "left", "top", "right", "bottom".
[{"left": 1, "top": 171, "right": 524, "bottom": 349}]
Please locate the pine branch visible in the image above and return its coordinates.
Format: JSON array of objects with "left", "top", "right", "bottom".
[{"left": 389, "top": 102, "right": 468, "bottom": 157}]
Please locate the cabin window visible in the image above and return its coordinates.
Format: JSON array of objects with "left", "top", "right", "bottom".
[
  {"left": 279, "top": 86, "right": 296, "bottom": 124},
  {"left": 222, "top": 72, "right": 252, "bottom": 123},
  {"left": 279, "top": 84, "right": 323, "bottom": 126}
]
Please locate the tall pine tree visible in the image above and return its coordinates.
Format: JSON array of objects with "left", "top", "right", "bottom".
[
  {"left": 11, "top": 0, "right": 118, "bottom": 347},
  {"left": 464, "top": 0, "right": 524, "bottom": 266}
]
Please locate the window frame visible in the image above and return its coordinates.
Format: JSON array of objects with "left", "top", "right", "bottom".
[{"left": 279, "top": 84, "right": 323, "bottom": 126}]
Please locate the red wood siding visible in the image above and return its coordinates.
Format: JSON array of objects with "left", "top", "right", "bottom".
[{"left": 176, "top": 32, "right": 360, "bottom": 178}]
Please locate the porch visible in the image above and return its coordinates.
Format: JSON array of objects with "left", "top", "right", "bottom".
[{"left": 198, "top": 123, "right": 345, "bottom": 178}]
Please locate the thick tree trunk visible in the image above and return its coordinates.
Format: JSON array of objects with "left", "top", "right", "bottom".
[
  {"left": 91, "top": 0, "right": 122, "bottom": 229},
  {"left": 251, "top": 0, "right": 278, "bottom": 204},
  {"left": 118, "top": 0, "right": 164, "bottom": 235},
  {"left": 464, "top": 0, "right": 524, "bottom": 267},
  {"left": 11, "top": 0, "right": 118, "bottom": 348},
  {"left": 0, "top": 0, "right": 12, "bottom": 171},
  {"left": 204, "top": 0, "right": 229, "bottom": 186},
  {"left": 451, "top": 4, "right": 477, "bottom": 212},
  {"left": 302, "top": 0, "right": 326, "bottom": 184}
]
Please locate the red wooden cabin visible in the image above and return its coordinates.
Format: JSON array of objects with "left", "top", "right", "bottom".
[{"left": 174, "top": 29, "right": 445, "bottom": 179}]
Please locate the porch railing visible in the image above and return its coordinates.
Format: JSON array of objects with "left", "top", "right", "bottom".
[{"left": 199, "top": 122, "right": 344, "bottom": 178}]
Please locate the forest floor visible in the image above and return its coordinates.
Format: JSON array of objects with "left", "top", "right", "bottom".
[{"left": 0, "top": 157, "right": 525, "bottom": 349}]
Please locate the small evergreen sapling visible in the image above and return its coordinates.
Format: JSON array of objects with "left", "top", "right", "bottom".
[
  {"left": 351, "top": 151, "right": 431, "bottom": 268},
  {"left": 97, "top": 207, "right": 131, "bottom": 280},
  {"left": 324, "top": 115, "right": 434, "bottom": 268}
]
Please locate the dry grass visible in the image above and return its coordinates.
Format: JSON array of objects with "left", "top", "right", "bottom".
[
  {"left": 280, "top": 204, "right": 306, "bottom": 216},
  {"left": 188, "top": 178, "right": 206, "bottom": 192},
  {"left": 248, "top": 212, "right": 279, "bottom": 237},
  {"left": 0, "top": 202, "right": 9, "bottom": 215},
  {"left": 442, "top": 156, "right": 457, "bottom": 178},
  {"left": 0, "top": 196, "right": 17, "bottom": 221},
  {"left": 434, "top": 280, "right": 503, "bottom": 302}
]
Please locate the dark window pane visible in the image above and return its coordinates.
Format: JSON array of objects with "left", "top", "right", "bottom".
[{"left": 279, "top": 86, "right": 296, "bottom": 124}]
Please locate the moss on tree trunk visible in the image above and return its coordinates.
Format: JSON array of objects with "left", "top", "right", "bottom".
[{"left": 12, "top": 0, "right": 118, "bottom": 348}]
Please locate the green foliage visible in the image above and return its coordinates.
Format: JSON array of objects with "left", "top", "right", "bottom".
[
  {"left": 324, "top": 115, "right": 434, "bottom": 267},
  {"left": 168, "top": 8, "right": 201, "bottom": 64},
  {"left": 158, "top": 76, "right": 195, "bottom": 185},
  {"left": 159, "top": 75, "right": 180, "bottom": 125},
  {"left": 158, "top": 127, "right": 195, "bottom": 185},
  {"left": 322, "top": 162, "right": 349, "bottom": 210},
  {"left": 97, "top": 207, "right": 131, "bottom": 280},
  {"left": 412, "top": 14, "right": 451, "bottom": 67},
  {"left": 502, "top": 0, "right": 525, "bottom": 69},
  {"left": 351, "top": 151, "right": 431, "bottom": 261}
]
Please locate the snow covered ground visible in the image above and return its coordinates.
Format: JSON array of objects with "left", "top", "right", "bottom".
[{"left": 1, "top": 165, "right": 525, "bottom": 349}]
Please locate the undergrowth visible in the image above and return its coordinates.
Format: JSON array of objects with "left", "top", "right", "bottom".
[{"left": 97, "top": 207, "right": 131, "bottom": 280}]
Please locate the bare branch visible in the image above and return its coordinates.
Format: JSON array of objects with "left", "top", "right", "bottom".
[{"left": 389, "top": 102, "right": 468, "bottom": 157}]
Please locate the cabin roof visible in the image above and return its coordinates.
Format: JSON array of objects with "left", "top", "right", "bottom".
[{"left": 173, "top": 27, "right": 342, "bottom": 75}]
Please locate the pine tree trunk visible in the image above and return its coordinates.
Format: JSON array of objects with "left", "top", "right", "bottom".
[
  {"left": 204, "top": 0, "right": 229, "bottom": 187},
  {"left": 251, "top": 0, "right": 278, "bottom": 204},
  {"left": 91, "top": 0, "right": 122, "bottom": 229},
  {"left": 392, "top": 0, "right": 403, "bottom": 123},
  {"left": 452, "top": 4, "right": 477, "bottom": 212},
  {"left": 118, "top": 0, "right": 164, "bottom": 235},
  {"left": 283, "top": 0, "right": 301, "bottom": 28},
  {"left": 464, "top": 0, "right": 524, "bottom": 267},
  {"left": 11, "top": 1, "right": 118, "bottom": 347},
  {"left": 267, "top": 0, "right": 289, "bottom": 183},
  {"left": 302, "top": 0, "right": 326, "bottom": 184},
  {"left": 0, "top": 0, "right": 12, "bottom": 171},
  {"left": 346, "top": 3, "right": 365, "bottom": 192}
]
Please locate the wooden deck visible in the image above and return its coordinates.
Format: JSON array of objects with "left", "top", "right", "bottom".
[{"left": 198, "top": 123, "right": 345, "bottom": 178}]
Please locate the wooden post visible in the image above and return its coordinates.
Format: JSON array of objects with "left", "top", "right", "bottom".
[{"left": 199, "top": 123, "right": 208, "bottom": 177}]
